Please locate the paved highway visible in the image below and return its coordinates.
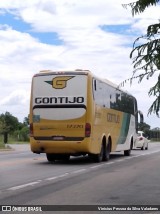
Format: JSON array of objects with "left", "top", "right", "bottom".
[{"left": 0, "top": 143, "right": 160, "bottom": 213}]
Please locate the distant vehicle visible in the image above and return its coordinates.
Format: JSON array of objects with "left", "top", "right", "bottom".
[
  {"left": 134, "top": 131, "right": 149, "bottom": 150},
  {"left": 29, "top": 69, "right": 142, "bottom": 162}
]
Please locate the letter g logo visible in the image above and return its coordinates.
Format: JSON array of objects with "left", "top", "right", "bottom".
[{"left": 52, "top": 76, "right": 74, "bottom": 89}]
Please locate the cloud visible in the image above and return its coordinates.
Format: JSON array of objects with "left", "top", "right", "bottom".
[
  {"left": 0, "top": 0, "right": 159, "bottom": 128},
  {"left": 0, "top": 90, "right": 29, "bottom": 106}
]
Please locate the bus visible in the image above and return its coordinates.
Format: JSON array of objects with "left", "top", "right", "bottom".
[{"left": 29, "top": 69, "right": 140, "bottom": 162}]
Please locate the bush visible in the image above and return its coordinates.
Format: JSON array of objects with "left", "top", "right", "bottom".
[
  {"left": 0, "top": 138, "right": 5, "bottom": 148},
  {"left": 13, "top": 127, "right": 29, "bottom": 142}
]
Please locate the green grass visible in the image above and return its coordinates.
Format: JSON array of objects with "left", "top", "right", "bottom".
[
  {"left": 0, "top": 141, "right": 5, "bottom": 149},
  {"left": 150, "top": 139, "right": 160, "bottom": 142},
  {"left": 0, "top": 135, "right": 29, "bottom": 145},
  {"left": 7, "top": 141, "right": 29, "bottom": 144},
  {"left": 0, "top": 140, "right": 29, "bottom": 150}
]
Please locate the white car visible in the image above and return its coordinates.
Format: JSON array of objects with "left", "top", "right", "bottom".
[{"left": 134, "top": 131, "right": 149, "bottom": 150}]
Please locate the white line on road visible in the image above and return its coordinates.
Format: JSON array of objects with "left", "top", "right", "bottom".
[
  {"left": 90, "top": 164, "right": 103, "bottom": 169},
  {"left": 8, "top": 180, "right": 42, "bottom": 191},
  {"left": 7, "top": 149, "right": 160, "bottom": 192},
  {"left": 45, "top": 176, "right": 59, "bottom": 181},
  {"left": 57, "top": 173, "right": 70, "bottom": 178},
  {"left": 44, "top": 173, "right": 70, "bottom": 181},
  {"left": 71, "top": 169, "right": 87, "bottom": 174}
]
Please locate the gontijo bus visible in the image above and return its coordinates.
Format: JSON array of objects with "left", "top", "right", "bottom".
[{"left": 29, "top": 69, "right": 139, "bottom": 162}]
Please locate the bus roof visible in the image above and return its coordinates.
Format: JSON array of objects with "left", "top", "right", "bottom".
[{"left": 34, "top": 69, "right": 90, "bottom": 76}]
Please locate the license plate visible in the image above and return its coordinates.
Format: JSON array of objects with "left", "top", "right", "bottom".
[{"left": 52, "top": 136, "right": 64, "bottom": 140}]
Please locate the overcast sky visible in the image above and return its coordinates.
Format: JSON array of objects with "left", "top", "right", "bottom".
[{"left": 0, "top": 0, "right": 159, "bottom": 128}]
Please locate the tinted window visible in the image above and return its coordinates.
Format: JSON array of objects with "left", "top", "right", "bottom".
[{"left": 93, "top": 78, "right": 136, "bottom": 115}]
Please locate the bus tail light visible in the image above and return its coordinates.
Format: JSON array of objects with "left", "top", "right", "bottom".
[
  {"left": 85, "top": 123, "right": 91, "bottom": 137},
  {"left": 30, "top": 123, "right": 33, "bottom": 137}
]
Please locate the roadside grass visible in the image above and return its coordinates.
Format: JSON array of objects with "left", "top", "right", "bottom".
[
  {"left": 149, "top": 139, "right": 160, "bottom": 143},
  {"left": 6, "top": 140, "right": 29, "bottom": 145},
  {"left": 0, "top": 141, "right": 5, "bottom": 149},
  {"left": 0, "top": 135, "right": 29, "bottom": 149}
]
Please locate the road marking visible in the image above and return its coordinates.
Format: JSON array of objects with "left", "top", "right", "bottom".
[
  {"left": 45, "top": 176, "right": 58, "bottom": 181},
  {"left": 71, "top": 169, "right": 86, "bottom": 174},
  {"left": 105, "top": 161, "right": 116, "bottom": 165},
  {"left": 8, "top": 180, "right": 42, "bottom": 191},
  {"left": 115, "top": 159, "right": 125, "bottom": 162},
  {"left": 57, "top": 173, "right": 69, "bottom": 178},
  {"left": 7, "top": 149, "right": 160, "bottom": 192},
  {"left": 90, "top": 164, "right": 103, "bottom": 169}
]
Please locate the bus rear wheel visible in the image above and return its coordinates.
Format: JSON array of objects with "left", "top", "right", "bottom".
[
  {"left": 46, "top": 153, "right": 56, "bottom": 162},
  {"left": 103, "top": 141, "right": 111, "bottom": 161},
  {"left": 46, "top": 154, "right": 70, "bottom": 162},
  {"left": 90, "top": 144, "right": 103, "bottom": 163}
]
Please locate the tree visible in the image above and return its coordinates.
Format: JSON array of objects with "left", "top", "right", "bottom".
[
  {"left": 23, "top": 115, "right": 29, "bottom": 126},
  {"left": 0, "top": 112, "right": 19, "bottom": 143},
  {"left": 123, "top": 0, "right": 160, "bottom": 116},
  {"left": 138, "top": 121, "right": 150, "bottom": 132},
  {"left": 138, "top": 121, "right": 151, "bottom": 138}
]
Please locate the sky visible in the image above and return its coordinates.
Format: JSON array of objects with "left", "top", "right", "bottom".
[{"left": 0, "top": 0, "right": 159, "bottom": 129}]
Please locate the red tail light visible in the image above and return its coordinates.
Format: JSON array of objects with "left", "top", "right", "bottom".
[
  {"left": 85, "top": 123, "right": 91, "bottom": 137},
  {"left": 30, "top": 123, "right": 33, "bottom": 137}
]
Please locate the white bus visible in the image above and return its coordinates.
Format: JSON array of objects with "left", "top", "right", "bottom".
[{"left": 29, "top": 69, "right": 141, "bottom": 162}]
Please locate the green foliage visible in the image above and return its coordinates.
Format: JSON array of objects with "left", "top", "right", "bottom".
[
  {"left": 23, "top": 116, "right": 29, "bottom": 126},
  {"left": 148, "top": 75, "right": 160, "bottom": 115},
  {"left": 138, "top": 122, "right": 150, "bottom": 132},
  {"left": 149, "top": 128, "right": 160, "bottom": 141},
  {"left": 123, "top": 0, "right": 160, "bottom": 16},
  {"left": 0, "top": 112, "right": 29, "bottom": 144},
  {"left": 13, "top": 127, "right": 29, "bottom": 142},
  {"left": 130, "top": 23, "right": 160, "bottom": 115},
  {"left": 122, "top": 0, "right": 160, "bottom": 116},
  {"left": 0, "top": 140, "right": 5, "bottom": 149},
  {"left": 138, "top": 121, "right": 151, "bottom": 139},
  {"left": 0, "top": 112, "right": 19, "bottom": 134}
]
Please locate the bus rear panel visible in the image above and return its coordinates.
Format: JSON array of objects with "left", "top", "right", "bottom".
[{"left": 30, "top": 71, "right": 92, "bottom": 156}]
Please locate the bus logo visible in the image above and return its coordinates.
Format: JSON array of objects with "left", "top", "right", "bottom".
[{"left": 45, "top": 76, "right": 74, "bottom": 89}]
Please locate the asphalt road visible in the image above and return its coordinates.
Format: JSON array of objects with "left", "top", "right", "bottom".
[{"left": 0, "top": 143, "right": 160, "bottom": 213}]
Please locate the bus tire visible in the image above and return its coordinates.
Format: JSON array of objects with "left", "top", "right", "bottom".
[
  {"left": 103, "top": 141, "right": 111, "bottom": 161},
  {"left": 91, "top": 144, "right": 103, "bottom": 163},
  {"left": 46, "top": 153, "right": 56, "bottom": 162}
]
